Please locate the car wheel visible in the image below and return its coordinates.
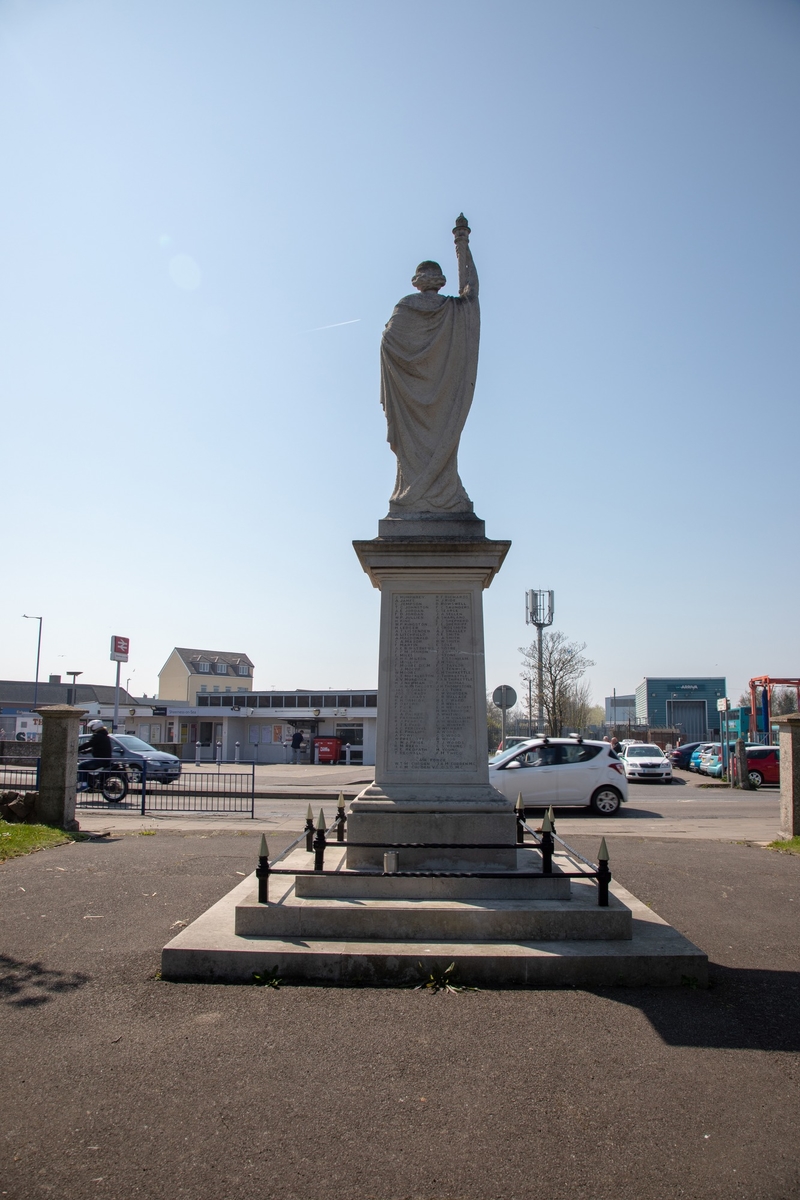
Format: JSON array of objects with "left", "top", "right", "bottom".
[
  {"left": 590, "top": 787, "right": 621, "bottom": 815},
  {"left": 748, "top": 769, "right": 763, "bottom": 788}
]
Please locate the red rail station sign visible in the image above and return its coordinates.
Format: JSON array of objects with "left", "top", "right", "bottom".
[{"left": 110, "top": 635, "right": 130, "bottom": 663}]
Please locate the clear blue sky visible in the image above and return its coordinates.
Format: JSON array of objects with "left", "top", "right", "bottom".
[{"left": 2, "top": 0, "right": 799, "bottom": 706}]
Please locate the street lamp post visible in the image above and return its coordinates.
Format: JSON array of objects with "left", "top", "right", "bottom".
[
  {"left": 67, "top": 671, "right": 83, "bottom": 707},
  {"left": 22, "top": 615, "right": 43, "bottom": 709}
]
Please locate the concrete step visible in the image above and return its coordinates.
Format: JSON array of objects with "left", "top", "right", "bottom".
[
  {"left": 162, "top": 875, "right": 708, "bottom": 988},
  {"left": 235, "top": 879, "right": 631, "bottom": 942}
]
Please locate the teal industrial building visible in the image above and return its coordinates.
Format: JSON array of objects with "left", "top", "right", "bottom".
[{"left": 635, "top": 677, "right": 727, "bottom": 742}]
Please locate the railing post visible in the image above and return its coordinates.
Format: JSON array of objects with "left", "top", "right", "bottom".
[
  {"left": 313, "top": 807, "right": 327, "bottom": 872},
  {"left": 547, "top": 805, "right": 556, "bottom": 838},
  {"left": 256, "top": 833, "right": 270, "bottom": 904},
  {"left": 597, "top": 837, "right": 610, "bottom": 907},
  {"left": 216, "top": 741, "right": 222, "bottom": 766},
  {"left": 140, "top": 760, "right": 147, "bottom": 817},
  {"left": 540, "top": 809, "right": 554, "bottom": 874},
  {"left": 235, "top": 741, "right": 241, "bottom": 764},
  {"left": 195, "top": 741, "right": 201, "bottom": 766},
  {"left": 305, "top": 804, "right": 315, "bottom": 851},
  {"left": 345, "top": 742, "right": 351, "bottom": 766},
  {"left": 250, "top": 762, "right": 255, "bottom": 819},
  {"left": 336, "top": 792, "right": 347, "bottom": 842},
  {"left": 35, "top": 756, "right": 41, "bottom": 789},
  {"left": 515, "top": 793, "right": 525, "bottom": 844}
]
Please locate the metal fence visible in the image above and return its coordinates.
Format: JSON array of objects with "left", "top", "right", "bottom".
[
  {"left": 0, "top": 758, "right": 255, "bottom": 816},
  {"left": 0, "top": 760, "right": 39, "bottom": 792},
  {"left": 76, "top": 762, "right": 256, "bottom": 816}
]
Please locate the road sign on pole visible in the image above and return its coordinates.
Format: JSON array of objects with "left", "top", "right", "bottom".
[
  {"left": 110, "top": 635, "right": 129, "bottom": 663},
  {"left": 492, "top": 685, "right": 517, "bottom": 749}
]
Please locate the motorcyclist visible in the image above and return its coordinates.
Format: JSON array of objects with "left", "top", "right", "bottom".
[{"left": 78, "top": 720, "right": 113, "bottom": 787}]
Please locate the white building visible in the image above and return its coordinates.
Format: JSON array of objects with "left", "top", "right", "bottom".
[{"left": 151, "top": 689, "right": 377, "bottom": 764}]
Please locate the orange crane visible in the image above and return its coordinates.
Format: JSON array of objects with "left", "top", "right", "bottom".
[{"left": 748, "top": 676, "right": 800, "bottom": 744}]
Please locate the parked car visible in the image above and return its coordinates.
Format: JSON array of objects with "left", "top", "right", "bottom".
[
  {"left": 697, "top": 743, "right": 722, "bottom": 775},
  {"left": 78, "top": 733, "right": 181, "bottom": 783},
  {"left": 688, "top": 744, "right": 715, "bottom": 773},
  {"left": 744, "top": 746, "right": 780, "bottom": 787},
  {"left": 488, "top": 737, "right": 628, "bottom": 814},
  {"left": 492, "top": 736, "right": 531, "bottom": 758},
  {"left": 669, "top": 742, "right": 705, "bottom": 770},
  {"left": 620, "top": 743, "right": 672, "bottom": 783}
]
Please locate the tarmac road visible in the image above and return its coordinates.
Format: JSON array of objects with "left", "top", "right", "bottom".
[
  {"left": 0, "top": 829, "right": 798, "bottom": 1200},
  {"left": 75, "top": 767, "right": 782, "bottom": 843}
]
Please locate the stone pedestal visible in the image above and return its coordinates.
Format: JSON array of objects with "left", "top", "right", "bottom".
[
  {"left": 34, "top": 705, "right": 86, "bottom": 830},
  {"left": 774, "top": 714, "right": 800, "bottom": 838},
  {"left": 349, "top": 517, "right": 511, "bottom": 869}
]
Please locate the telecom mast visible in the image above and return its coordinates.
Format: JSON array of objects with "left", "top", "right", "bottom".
[{"left": 525, "top": 590, "right": 554, "bottom": 735}]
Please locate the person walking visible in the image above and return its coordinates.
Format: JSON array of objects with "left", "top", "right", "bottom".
[{"left": 290, "top": 728, "right": 306, "bottom": 764}]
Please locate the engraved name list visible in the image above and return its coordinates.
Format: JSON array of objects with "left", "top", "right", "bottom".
[{"left": 388, "top": 592, "right": 477, "bottom": 772}]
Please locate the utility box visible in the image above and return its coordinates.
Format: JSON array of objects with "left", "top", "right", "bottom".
[{"left": 314, "top": 737, "right": 342, "bottom": 764}]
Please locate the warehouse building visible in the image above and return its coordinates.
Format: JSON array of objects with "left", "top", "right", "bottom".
[{"left": 635, "top": 677, "right": 727, "bottom": 743}]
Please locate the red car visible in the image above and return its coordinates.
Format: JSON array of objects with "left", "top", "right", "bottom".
[{"left": 746, "top": 746, "right": 780, "bottom": 787}]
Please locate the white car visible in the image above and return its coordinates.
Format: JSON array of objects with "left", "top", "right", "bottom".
[
  {"left": 488, "top": 737, "right": 628, "bottom": 815},
  {"left": 620, "top": 743, "right": 672, "bottom": 783}
]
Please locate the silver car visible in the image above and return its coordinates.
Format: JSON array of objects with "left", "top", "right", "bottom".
[
  {"left": 78, "top": 734, "right": 181, "bottom": 783},
  {"left": 489, "top": 737, "right": 628, "bottom": 814}
]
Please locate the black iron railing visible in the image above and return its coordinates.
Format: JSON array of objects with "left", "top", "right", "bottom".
[{"left": 256, "top": 802, "right": 611, "bottom": 906}]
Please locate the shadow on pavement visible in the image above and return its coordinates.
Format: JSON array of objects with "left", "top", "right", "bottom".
[
  {"left": 0, "top": 954, "right": 91, "bottom": 1008},
  {"left": 601, "top": 966, "right": 800, "bottom": 1052}
]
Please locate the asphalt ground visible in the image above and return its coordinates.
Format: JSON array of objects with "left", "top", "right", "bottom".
[
  {"left": 72, "top": 769, "right": 783, "bottom": 843},
  {"left": 1, "top": 829, "right": 799, "bottom": 1199}
]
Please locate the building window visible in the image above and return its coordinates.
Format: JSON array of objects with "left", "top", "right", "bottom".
[
  {"left": 216, "top": 663, "right": 228, "bottom": 675},
  {"left": 197, "top": 662, "right": 210, "bottom": 674},
  {"left": 238, "top": 664, "right": 249, "bottom": 676},
  {"left": 200, "top": 685, "right": 207, "bottom": 693}
]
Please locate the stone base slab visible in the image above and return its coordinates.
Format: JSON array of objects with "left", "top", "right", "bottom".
[
  {"left": 162, "top": 876, "right": 708, "bottom": 988},
  {"left": 345, "top": 810, "right": 517, "bottom": 870}
]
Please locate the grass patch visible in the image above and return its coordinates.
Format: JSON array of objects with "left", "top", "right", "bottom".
[
  {"left": 767, "top": 836, "right": 800, "bottom": 855},
  {"left": 0, "top": 820, "right": 77, "bottom": 862}
]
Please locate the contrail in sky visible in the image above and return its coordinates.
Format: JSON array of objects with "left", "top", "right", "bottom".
[{"left": 304, "top": 318, "right": 361, "bottom": 332}]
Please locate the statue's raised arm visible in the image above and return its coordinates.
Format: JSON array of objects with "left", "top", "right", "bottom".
[
  {"left": 380, "top": 215, "right": 480, "bottom": 516},
  {"left": 453, "top": 213, "right": 478, "bottom": 300}
]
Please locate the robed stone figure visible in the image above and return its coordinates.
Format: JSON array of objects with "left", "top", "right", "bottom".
[{"left": 380, "top": 215, "right": 478, "bottom": 514}]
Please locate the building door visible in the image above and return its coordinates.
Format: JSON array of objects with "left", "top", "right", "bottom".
[{"left": 667, "top": 700, "right": 707, "bottom": 742}]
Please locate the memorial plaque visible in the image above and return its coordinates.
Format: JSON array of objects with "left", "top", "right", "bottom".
[{"left": 387, "top": 592, "right": 476, "bottom": 772}]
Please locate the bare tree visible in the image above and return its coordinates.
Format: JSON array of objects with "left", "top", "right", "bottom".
[{"left": 519, "top": 630, "right": 595, "bottom": 737}]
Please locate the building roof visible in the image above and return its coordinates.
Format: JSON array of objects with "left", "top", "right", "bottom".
[
  {"left": 170, "top": 648, "right": 254, "bottom": 674},
  {"left": 0, "top": 680, "right": 138, "bottom": 707}
]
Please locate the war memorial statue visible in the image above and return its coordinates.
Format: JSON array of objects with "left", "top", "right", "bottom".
[
  {"left": 350, "top": 216, "right": 512, "bottom": 854},
  {"left": 380, "top": 214, "right": 478, "bottom": 516}
]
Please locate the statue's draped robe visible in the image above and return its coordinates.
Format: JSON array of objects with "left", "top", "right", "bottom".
[{"left": 380, "top": 289, "right": 479, "bottom": 513}]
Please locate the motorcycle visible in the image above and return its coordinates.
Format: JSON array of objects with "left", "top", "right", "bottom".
[{"left": 76, "top": 759, "right": 129, "bottom": 803}]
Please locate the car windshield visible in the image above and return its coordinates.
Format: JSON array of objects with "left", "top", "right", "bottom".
[
  {"left": 113, "top": 735, "right": 156, "bottom": 752},
  {"left": 626, "top": 746, "right": 663, "bottom": 758}
]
